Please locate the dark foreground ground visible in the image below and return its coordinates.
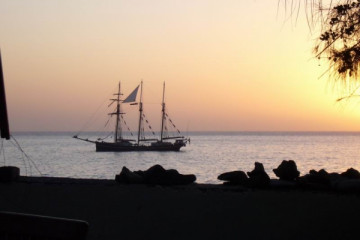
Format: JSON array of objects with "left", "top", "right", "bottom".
[{"left": 0, "top": 177, "right": 359, "bottom": 240}]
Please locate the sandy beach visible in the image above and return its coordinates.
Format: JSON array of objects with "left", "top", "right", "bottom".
[{"left": 0, "top": 177, "right": 359, "bottom": 240}]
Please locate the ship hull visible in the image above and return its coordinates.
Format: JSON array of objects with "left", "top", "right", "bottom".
[{"left": 95, "top": 142, "right": 184, "bottom": 152}]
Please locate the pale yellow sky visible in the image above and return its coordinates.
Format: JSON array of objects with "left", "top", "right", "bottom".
[{"left": 1, "top": 0, "right": 359, "bottom": 132}]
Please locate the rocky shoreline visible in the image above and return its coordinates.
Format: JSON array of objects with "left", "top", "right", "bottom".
[
  {"left": 1, "top": 175, "right": 360, "bottom": 240},
  {"left": 217, "top": 160, "right": 360, "bottom": 193},
  {"left": 113, "top": 161, "right": 360, "bottom": 194},
  {"left": 1, "top": 162, "right": 360, "bottom": 239},
  {"left": 2, "top": 159, "right": 360, "bottom": 196}
]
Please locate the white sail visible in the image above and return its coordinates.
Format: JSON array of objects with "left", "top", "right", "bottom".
[{"left": 123, "top": 85, "right": 139, "bottom": 103}]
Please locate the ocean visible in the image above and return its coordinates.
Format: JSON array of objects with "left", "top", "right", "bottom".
[{"left": 2, "top": 132, "right": 360, "bottom": 184}]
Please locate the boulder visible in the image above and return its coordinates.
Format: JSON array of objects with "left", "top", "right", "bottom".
[
  {"left": 309, "top": 169, "right": 331, "bottom": 184},
  {"left": 217, "top": 171, "right": 248, "bottom": 185},
  {"left": 123, "top": 165, "right": 196, "bottom": 185},
  {"left": 341, "top": 168, "right": 360, "bottom": 179},
  {"left": 133, "top": 170, "right": 145, "bottom": 177},
  {"left": 0, "top": 166, "right": 20, "bottom": 182},
  {"left": 329, "top": 172, "right": 342, "bottom": 181},
  {"left": 142, "top": 164, "right": 168, "bottom": 184},
  {"left": 115, "top": 167, "right": 143, "bottom": 184},
  {"left": 247, "top": 162, "right": 270, "bottom": 188},
  {"left": 273, "top": 160, "right": 300, "bottom": 181},
  {"left": 298, "top": 169, "right": 331, "bottom": 189},
  {"left": 165, "top": 169, "right": 196, "bottom": 185},
  {"left": 270, "top": 179, "right": 296, "bottom": 189},
  {"left": 335, "top": 179, "right": 360, "bottom": 192}
]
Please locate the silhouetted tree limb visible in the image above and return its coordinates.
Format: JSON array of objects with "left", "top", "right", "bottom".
[{"left": 283, "top": 0, "right": 360, "bottom": 100}]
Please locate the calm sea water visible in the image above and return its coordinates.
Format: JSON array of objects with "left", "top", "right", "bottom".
[{"left": 2, "top": 132, "right": 360, "bottom": 184}]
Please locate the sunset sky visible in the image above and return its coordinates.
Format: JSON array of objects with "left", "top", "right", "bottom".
[{"left": 1, "top": 0, "right": 360, "bottom": 132}]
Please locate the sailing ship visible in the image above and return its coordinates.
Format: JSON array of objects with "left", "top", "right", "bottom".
[{"left": 74, "top": 81, "right": 189, "bottom": 152}]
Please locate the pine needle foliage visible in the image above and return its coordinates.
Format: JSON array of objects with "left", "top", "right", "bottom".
[{"left": 283, "top": 0, "right": 360, "bottom": 100}]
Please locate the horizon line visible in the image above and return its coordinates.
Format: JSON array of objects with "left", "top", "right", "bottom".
[{"left": 9, "top": 130, "right": 360, "bottom": 133}]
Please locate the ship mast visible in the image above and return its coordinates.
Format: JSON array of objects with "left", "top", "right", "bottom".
[
  {"left": 160, "top": 82, "right": 165, "bottom": 142},
  {"left": 137, "top": 81, "right": 143, "bottom": 144},
  {"left": 114, "top": 82, "right": 122, "bottom": 142}
]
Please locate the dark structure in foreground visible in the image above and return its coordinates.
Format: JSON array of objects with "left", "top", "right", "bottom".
[
  {"left": 0, "top": 51, "right": 18, "bottom": 182},
  {"left": 0, "top": 211, "right": 88, "bottom": 240},
  {"left": 0, "top": 52, "right": 88, "bottom": 239},
  {"left": 0, "top": 50, "right": 10, "bottom": 140}
]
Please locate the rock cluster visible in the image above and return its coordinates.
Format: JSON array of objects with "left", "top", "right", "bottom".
[
  {"left": 273, "top": 160, "right": 300, "bottom": 181},
  {"left": 247, "top": 162, "right": 270, "bottom": 188},
  {"left": 299, "top": 169, "right": 332, "bottom": 186},
  {"left": 217, "top": 162, "right": 270, "bottom": 188},
  {"left": 298, "top": 168, "right": 360, "bottom": 192},
  {"left": 341, "top": 168, "right": 360, "bottom": 179},
  {"left": 217, "top": 159, "right": 360, "bottom": 193},
  {"left": 217, "top": 171, "right": 248, "bottom": 186},
  {"left": 115, "top": 164, "right": 196, "bottom": 186}
]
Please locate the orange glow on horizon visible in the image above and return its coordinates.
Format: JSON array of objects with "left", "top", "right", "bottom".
[{"left": 1, "top": 1, "right": 360, "bottom": 132}]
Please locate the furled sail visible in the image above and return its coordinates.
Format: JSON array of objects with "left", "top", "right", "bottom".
[{"left": 123, "top": 85, "right": 139, "bottom": 103}]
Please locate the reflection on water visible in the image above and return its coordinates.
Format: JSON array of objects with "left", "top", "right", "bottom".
[{"left": 3, "top": 132, "right": 360, "bottom": 184}]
